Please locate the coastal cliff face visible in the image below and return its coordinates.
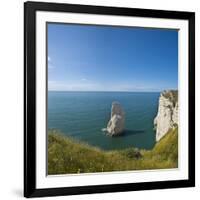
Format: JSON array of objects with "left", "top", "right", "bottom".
[{"left": 154, "top": 90, "right": 178, "bottom": 141}]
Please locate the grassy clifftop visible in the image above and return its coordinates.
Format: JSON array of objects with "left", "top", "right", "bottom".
[
  {"left": 48, "top": 128, "right": 178, "bottom": 175},
  {"left": 162, "top": 90, "right": 178, "bottom": 106}
]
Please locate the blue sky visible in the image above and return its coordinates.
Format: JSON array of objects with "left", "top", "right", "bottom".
[{"left": 48, "top": 23, "right": 178, "bottom": 92}]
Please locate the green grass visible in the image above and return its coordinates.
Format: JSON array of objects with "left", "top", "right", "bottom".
[{"left": 48, "top": 128, "right": 178, "bottom": 175}]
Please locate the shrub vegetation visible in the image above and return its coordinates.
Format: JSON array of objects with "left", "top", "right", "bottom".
[{"left": 48, "top": 128, "right": 178, "bottom": 175}]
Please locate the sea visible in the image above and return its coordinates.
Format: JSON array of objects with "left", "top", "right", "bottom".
[{"left": 48, "top": 91, "right": 160, "bottom": 150}]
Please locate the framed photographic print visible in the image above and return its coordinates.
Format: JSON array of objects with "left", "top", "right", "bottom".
[{"left": 24, "top": 1, "right": 195, "bottom": 198}]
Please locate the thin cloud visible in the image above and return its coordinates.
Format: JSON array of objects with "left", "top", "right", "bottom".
[
  {"left": 48, "top": 80, "right": 101, "bottom": 91},
  {"left": 48, "top": 56, "right": 54, "bottom": 69}
]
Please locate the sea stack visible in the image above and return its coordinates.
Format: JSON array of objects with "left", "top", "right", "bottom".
[
  {"left": 154, "top": 90, "right": 178, "bottom": 141},
  {"left": 107, "top": 102, "right": 125, "bottom": 136}
]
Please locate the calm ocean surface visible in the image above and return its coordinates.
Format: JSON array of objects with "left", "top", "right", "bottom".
[{"left": 48, "top": 91, "right": 160, "bottom": 150}]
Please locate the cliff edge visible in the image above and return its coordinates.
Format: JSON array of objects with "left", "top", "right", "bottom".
[{"left": 154, "top": 90, "right": 178, "bottom": 141}]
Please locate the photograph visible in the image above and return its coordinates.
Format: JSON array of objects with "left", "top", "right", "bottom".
[
  {"left": 47, "top": 23, "right": 179, "bottom": 175},
  {"left": 24, "top": 1, "right": 195, "bottom": 197}
]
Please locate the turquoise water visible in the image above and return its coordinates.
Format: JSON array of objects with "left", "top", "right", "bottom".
[{"left": 48, "top": 91, "right": 160, "bottom": 150}]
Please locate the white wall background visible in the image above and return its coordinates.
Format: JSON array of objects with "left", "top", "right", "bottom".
[{"left": 0, "top": 0, "right": 199, "bottom": 199}]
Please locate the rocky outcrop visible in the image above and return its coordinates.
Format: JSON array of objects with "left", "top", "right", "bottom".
[
  {"left": 106, "top": 102, "right": 125, "bottom": 136},
  {"left": 154, "top": 90, "right": 178, "bottom": 141}
]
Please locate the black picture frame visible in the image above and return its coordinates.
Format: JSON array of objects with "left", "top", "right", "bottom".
[{"left": 24, "top": 1, "right": 195, "bottom": 198}]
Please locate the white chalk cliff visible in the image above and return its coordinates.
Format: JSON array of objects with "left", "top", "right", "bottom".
[
  {"left": 107, "top": 102, "right": 125, "bottom": 136},
  {"left": 154, "top": 90, "right": 178, "bottom": 141}
]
